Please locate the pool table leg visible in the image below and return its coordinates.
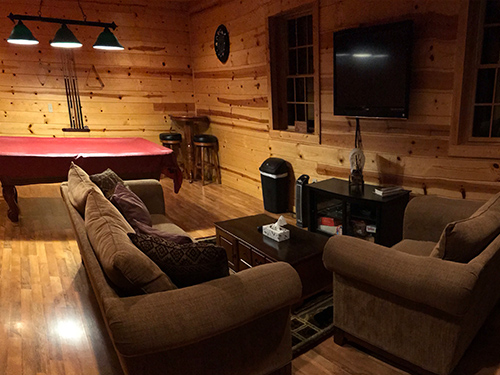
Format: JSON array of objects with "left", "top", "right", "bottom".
[{"left": 2, "top": 185, "right": 19, "bottom": 222}]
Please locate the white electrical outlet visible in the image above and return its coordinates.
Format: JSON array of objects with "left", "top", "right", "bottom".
[{"left": 48, "top": 103, "right": 53, "bottom": 113}]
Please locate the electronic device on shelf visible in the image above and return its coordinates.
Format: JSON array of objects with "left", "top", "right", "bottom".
[
  {"left": 333, "top": 20, "right": 413, "bottom": 119},
  {"left": 295, "top": 174, "right": 310, "bottom": 228}
]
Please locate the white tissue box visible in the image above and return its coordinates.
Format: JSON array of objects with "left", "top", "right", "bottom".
[{"left": 262, "top": 224, "right": 290, "bottom": 242}]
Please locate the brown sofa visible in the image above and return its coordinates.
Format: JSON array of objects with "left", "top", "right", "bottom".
[
  {"left": 323, "top": 194, "right": 500, "bottom": 375},
  {"left": 60, "top": 178, "right": 302, "bottom": 375}
]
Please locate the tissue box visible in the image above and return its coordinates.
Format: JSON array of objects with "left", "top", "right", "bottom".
[{"left": 262, "top": 224, "right": 290, "bottom": 242}]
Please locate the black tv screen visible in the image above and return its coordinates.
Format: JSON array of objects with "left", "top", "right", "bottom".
[{"left": 334, "top": 20, "right": 413, "bottom": 119}]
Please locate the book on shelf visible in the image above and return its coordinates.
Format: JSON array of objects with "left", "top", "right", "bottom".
[
  {"left": 319, "top": 216, "right": 341, "bottom": 226},
  {"left": 374, "top": 185, "right": 403, "bottom": 196},
  {"left": 317, "top": 216, "right": 343, "bottom": 235},
  {"left": 318, "top": 224, "right": 342, "bottom": 235}
]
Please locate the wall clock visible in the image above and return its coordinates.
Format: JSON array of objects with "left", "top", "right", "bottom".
[{"left": 214, "top": 24, "right": 229, "bottom": 63}]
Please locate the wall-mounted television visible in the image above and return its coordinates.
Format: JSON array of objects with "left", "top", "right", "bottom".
[{"left": 333, "top": 20, "right": 413, "bottom": 119}]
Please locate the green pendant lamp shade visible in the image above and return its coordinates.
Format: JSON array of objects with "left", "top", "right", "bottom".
[
  {"left": 7, "top": 20, "right": 39, "bottom": 45},
  {"left": 50, "top": 24, "right": 82, "bottom": 48},
  {"left": 6, "top": 14, "right": 123, "bottom": 50},
  {"left": 93, "top": 27, "right": 124, "bottom": 50}
]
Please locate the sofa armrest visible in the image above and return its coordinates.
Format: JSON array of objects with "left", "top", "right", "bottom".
[
  {"left": 323, "top": 235, "right": 480, "bottom": 316},
  {"left": 124, "top": 179, "right": 165, "bottom": 215},
  {"left": 103, "top": 262, "right": 302, "bottom": 356},
  {"left": 403, "top": 195, "right": 483, "bottom": 242}
]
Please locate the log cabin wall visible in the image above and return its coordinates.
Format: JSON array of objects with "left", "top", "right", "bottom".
[
  {"left": 0, "top": 0, "right": 193, "bottom": 143},
  {"left": 189, "top": 0, "right": 500, "bottom": 202}
]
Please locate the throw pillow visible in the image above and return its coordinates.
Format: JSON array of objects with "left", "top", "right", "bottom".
[
  {"left": 67, "top": 162, "right": 102, "bottom": 215},
  {"left": 132, "top": 219, "right": 193, "bottom": 244},
  {"left": 110, "top": 183, "right": 153, "bottom": 228},
  {"left": 90, "top": 168, "right": 124, "bottom": 199},
  {"left": 85, "top": 189, "right": 177, "bottom": 294},
  {"left": 128, "top": 233, "right": 230, "bottom": 288},
  {"left": 432, "top": 192, "right": 500, "bottom": 263}
]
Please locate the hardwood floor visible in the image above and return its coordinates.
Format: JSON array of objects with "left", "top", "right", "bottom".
[{"left": 1, "top": 179, "right": 500, "bottom": 375}]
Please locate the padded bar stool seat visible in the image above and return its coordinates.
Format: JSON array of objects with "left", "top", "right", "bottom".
[
  {"left": 193, "top": 134, "right": 221, "bottom": 185},
  {"left": 193, "top": 134, "right": 217, "bottom": 143},
  {"left": 160, "top": 132, "right": 182, "bottom": 142}
]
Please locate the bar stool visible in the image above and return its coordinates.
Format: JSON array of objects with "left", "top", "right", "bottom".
[
  {"left": 159, "top": 132, "right": 185, "bottom": 173},
  {"left": 193, "top": 134, "right": 221, "bottom": 185}
]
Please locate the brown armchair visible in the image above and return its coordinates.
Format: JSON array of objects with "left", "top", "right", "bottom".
[{"left": 323, "top": 194, "right": 500, "bottom": 375}]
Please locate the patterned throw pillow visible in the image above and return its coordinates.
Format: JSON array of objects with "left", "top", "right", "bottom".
[
  {"left": 128, "top": 233, "right": 230, "bottom": 288},
  {"left": 90, "top": 168, "right": 124, "bottom": 199}
]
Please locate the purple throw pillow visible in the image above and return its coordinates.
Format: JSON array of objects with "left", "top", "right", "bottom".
[
  {"left": 133, "top": 219, "right": 193, "bottom": 244},
  {"left": 110, "top": 183, "right": 152, "bottom": 227}
]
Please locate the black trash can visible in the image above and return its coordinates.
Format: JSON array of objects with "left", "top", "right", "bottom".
[{"left": 259, "top": 158, "right": 289, "bottom": 213}]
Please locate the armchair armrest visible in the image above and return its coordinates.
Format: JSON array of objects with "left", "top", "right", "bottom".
[
  {"left": 103, "top": 262, "right": 302, "bottom": 356},
  {"left": 403, "top": 195, "right": 483, "bottom": 242},
  {"left": 124, "top": 179, "right": 165, "bottom": 215},
  {"left": 323, "top": 235, "right": 481, "bottom": 316}
]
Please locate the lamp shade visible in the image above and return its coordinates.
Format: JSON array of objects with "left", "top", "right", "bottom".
[
  {"left": 93, "top": 27, "right": 124, "bottom": 50},
  {"left": 7, "top": 20, "right": 39, "bottom": 45},
  {"left": 50, "top": 24, "right": 82, "bottom": 48}
]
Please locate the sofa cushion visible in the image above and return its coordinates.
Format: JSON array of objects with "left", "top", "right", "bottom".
[
  {"left": 90, "top": 168, "right": 124, "bottom": 199},
  {"left": 129, "top": 233, "right": 230, "bottom": 288},
  {"left": 110, "top": 183, "right": 153, "bottom": 228},
  {"left": 67, "top": 162, "right": 102, "bottom": 215},
  {"left": 85, "top": 189, "right": 177, "bottom": 294},
  {"left": 132, "top": 219, "right": 193, "bottom": 244},
  {"left": 431, "top": 192, "right": 500, "bottom": 263},
  {"left": 392, "top": 239, "right": 436, "bottom": 257}
]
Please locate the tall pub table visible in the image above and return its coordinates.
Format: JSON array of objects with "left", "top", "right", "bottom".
[{"left": 169, "top": 115, "right": 209, "bottom": 182}]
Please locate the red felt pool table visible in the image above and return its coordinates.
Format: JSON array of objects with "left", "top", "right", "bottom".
[{"left": 0, "top": 136, "right": 183, "bottom": 222}]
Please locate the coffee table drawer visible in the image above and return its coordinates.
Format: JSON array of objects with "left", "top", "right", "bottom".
[
  {"left": 252, "top": 251, "right": 269, "bottom": 267},
  {"left": 217, "top": 230, "right": 237, "bottom": 270},
  {"left": 238, "top": 242, "right": 252, "bottom": 264}
]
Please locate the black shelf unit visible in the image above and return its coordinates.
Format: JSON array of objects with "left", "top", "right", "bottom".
[{"left": 306, "top": 178, "right": 410, "bottom": 247}]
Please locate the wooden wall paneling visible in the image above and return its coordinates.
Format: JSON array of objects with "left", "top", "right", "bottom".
[
  {"left": 195, "top": 93, "right": 268, "bottom": 109},
  {"left": 184, "top": 0, "right": 498, "bottom": 201},
  {"left": 193, "top": 65, "right": 268, "bottom": 80},
  {"left": 0, "top": 75, "right": 193, "bottom": 93},
  {"left": 193, "top": 77, "right": 267, "bottom": 95},
  {"left": 321, "top": 132, "right": 449, "bottom": 157},
  {"left": 320, "top": 119, "right": 450, "bottom": 137},
  {"left": 0, "top": 50, "right": 192, "bottom": 70},
  {"left": 219, "top": 168, "right": 263, "bottom": 199},
  {"left": 1, "top": 0, "right": 194, "bottom": 139},
  {"left": 0, "top": 88, "right": 194, "bottom": 104}
]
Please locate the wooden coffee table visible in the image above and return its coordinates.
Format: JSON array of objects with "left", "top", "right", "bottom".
[{"left": 215, "top": 214, "right": 331, "bottom": 299}]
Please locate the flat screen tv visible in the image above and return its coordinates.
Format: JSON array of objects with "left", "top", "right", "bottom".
[{"left": 333, "top": 20, "right": 413, "bottom": 119}]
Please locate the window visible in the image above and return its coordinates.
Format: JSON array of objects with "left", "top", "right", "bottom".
[
  {"left": 286, "top": 15, "right": 315, "bottom": 132},
  {"left": 269, "top": 3, "right": 319, "bottom": 136},
  {"left": 451, "top": 0, "right": 500, "bottom": 157},
  {"left": 471, "top": 0, "right": 500, "bottom": 138}
]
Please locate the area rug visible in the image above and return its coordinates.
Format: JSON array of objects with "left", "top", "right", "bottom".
[
  {"left": 196, "top": 236, "right": 334, "bottom": 358},
  {"left": 291, "top": 291, "right": 334, "bottom": 358}
]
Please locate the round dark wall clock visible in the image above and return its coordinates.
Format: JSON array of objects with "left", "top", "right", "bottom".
[{"left": 214, "top": 24, "right": 230, "bottom": 63}]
